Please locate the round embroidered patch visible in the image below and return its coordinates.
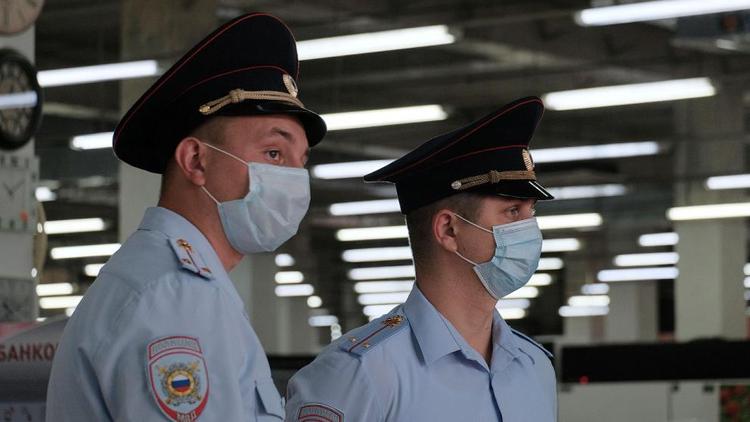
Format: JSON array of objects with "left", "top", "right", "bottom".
[{"left": 148, "top": 336, "right": 209, "bottom": 421}]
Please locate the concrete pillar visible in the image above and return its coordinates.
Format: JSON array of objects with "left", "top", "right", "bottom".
[
  {"left": 0, "top": 26, "right": 37, "bottom": 322},
  {"left": 231, "top": 254, "right": 317, "bottom": 354},
  {"left": 673, "top": 81, "right": 747, "bottom": 341},
  {"left": 605, "top": 283, "right": 657, "bottom": 343},
  {"left": 118, "top": 0, "right": 217, "bottom": 237},
  {"left": 559, "top": 258, "right": 602, "bottom": 344}
]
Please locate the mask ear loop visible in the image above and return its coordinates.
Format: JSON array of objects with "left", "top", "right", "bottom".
[
  {"left": 201, "top": 186, "right": 220, "bottom": 205},
  {"left": 200, "top": 141, "right": 251, "bottom": 205},
  {"left": 453, "top": 213, "right": 492, "bottom": 234},
  {"left": 452, "top": 212, "right": 492, "bottom": 266},
  {"left": 202, "top": 141, "right": 248, "bottom": 165}
]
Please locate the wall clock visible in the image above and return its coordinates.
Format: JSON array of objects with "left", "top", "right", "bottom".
[
  {"left": 0, "top": 48, "right": 43, "bottom": 151},
  {"left": 0, "top": 0, "right": 44, "bottom": 35}
]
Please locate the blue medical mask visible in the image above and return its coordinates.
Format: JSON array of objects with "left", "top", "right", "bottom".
[
  {"left": 453, "top": 214, "right": 543, "bottom": 300},
  {"left": 201, "top": 143, "right": 310, "bottom": 254}
]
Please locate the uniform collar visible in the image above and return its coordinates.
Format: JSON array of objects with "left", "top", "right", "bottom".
[
  {"left": 490, "top": 309, "right": 523, "bottom": 372},
  {"left": 137, "top": 206, "right": 229, "bottom": 281},
  {"left": 404, "top": 286, "right": 523, "bottom": 369},
  {"left": 403, "top": 286, "right": 462, "bottom": 366}
]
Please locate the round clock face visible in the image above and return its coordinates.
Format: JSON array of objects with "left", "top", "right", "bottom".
[
  {"left": 0, "top": 49, "right": 43, "bottom": 151},
  {"left": 0, "top": 0, "right": 44, "bottom": 35}
]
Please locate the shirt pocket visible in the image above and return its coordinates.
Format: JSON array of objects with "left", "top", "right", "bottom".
[{"left": 255, "top": 377, "right": 284, "bottom": 419}]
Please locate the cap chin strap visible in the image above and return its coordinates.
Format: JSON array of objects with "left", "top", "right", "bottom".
[
  {"left": 199, "top": 88, "right": 304, "bottom": 115},
  {"left": 450, "top": 169, "right": 536, "bottom": 191}
]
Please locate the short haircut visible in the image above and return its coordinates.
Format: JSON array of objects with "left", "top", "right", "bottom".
[
  {"left": 405, "top": 192, "right": 484, "bottom": 270},
  {"left": 160, "top": 117, "right": 230, "bottom": 197}
]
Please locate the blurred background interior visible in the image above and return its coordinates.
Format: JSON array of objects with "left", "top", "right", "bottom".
[{"left": 2, "top": 0, "right": 750, "bottom": 420}]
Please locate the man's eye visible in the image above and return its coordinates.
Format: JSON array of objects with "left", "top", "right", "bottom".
[{"left": 267, "top": 150, "right": 281, "bottom": 160}]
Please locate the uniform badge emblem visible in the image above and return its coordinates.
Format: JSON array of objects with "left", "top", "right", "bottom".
[
  {"left": 298, "top": 403, "right": 344, "bottom": 422},
  {"left": 147, "top": 336, "right": 209, "bottom": 421}
]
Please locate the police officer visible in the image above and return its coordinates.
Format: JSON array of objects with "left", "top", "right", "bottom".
[
  {"left": 46, "top": 13, "right": 326, "bottom": 421},
  {"left": 285, "top": 97, "right": 556, "bottom": 422}
]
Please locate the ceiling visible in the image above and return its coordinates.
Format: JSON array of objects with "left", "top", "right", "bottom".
[{"left": 28, "top": 0, "right": 750, "bottom": 333}]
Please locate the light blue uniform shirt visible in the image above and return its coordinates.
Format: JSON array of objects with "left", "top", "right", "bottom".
[
  {"left": 46, "top": 207, "right": 284, "bottom": 421},
  {"left": 285, "top": 287, "right": 556, "bottom": 422}
]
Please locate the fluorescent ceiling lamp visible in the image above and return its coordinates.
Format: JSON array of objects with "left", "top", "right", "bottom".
[
  {"left": 50, "top": 243, "right": 121, "bottom": 260},
  {"left": 614, "top": 252, "right": 679, "bottom": 267},
  {"left": 542, "top": 238, "right": 581, "bottom": 253},
  {"left": 497, "top": 299, "right": 531, "bottom": 309},
  {"left": 638, "top": 232, "right": 679, "bottom": 247},
  {"left": 44, "top": 218, "right": 106, "bottom": 235},
  {"left": 274, "top": 284, "right": 314, "bottom": 297},
  {"left": 543, "top": 78, "right": 715, "bottom": 111},
  {"left": 538, "top": 258, "right": 564, "bottom": 271},
  {"left": 308, "top": 315, "right": 339, "bottom": 327},
  {"left": 559, "top": 305, "right": 609, "bottom": 317},
  {"left": 528, "top": 273, "right": 554, "bottom": 287},
  {"left": 744, "top": 263, "right": 750, "bottom": 276},
  {"left": 274, "top": 271, "right": 304, "bottom": 284},
  {"left": 354, "top": 280, "right": 414, "bottom": 294},
  {"left": 342, "top": 246, "right": 412, "bottom": 263},
  {"left": 84, "top": 263, "right": 105, "bottom": 277},
  {"left": 0, "top": 91, "right": 38, "bottom": 110},
  {"left": 314, "top": 142, "right": 656, "bottom": 179},
  {"left": 533, "top": 142, "right": 661, "bottom": 163},
  {"left": 70, "top": 132, "right": 113, "bottom": 150},
  {"left": 568, "top": 295, "right": 610, "bottom": 307},
  {"left": 668, "top": 202, "right": 750, "bottom": 221},
  {"left": 498, "top": 308, "right": 527, "bottom": 320},
  {"left": 336, "top": 225, "right": 409, "bottom": 241},
  {"left": 323, "top": 105, "right": 447, "bottom": 131},
  {"left": 706, "top": 174, "right": 750, "bottom": 190},
  {"left": 38, "top": 60, "right": 159, "bottom": 87},
  {"left": 598, "top": 267, "right": 679, "bottom": 282},
  {"left": 312, "top": 160, "right": 393, "bottom": 179},
  {"left": 36, "top": 283, "right": 74, "bottom": 297},
  {"left": 575, "top": 0, "right": 750, "bottom": 26},
  {"left": 298, "top": 25, "right": 455, "bottom": 60},
  {"left": 348, "top": 265, "right": 415, "bottom": 281},
  {"left": 358, "top": 292, "right": 410, "bottom": 305},
  {"left": 307, "top": 295, "right": 323, "bottom": 308},
  {"left": 546, "top": 184, "right": 626, "bottom": 200},
  {"left": 39, "top": 295, "right": 83, "bottom": 309},
  {"left": 329, "top": 199, "right": 401, "bottom": 216},
  {"left": 537, "top": 213, "right": 603, "bottom": 230},
  {"left": 581, "top": 283, "right": 610, "bottom": 295},
  {"left": 504, "top": 286, "right": 539, "bottom": 299},
  {"left": 274, "top": 253, "right": 295, "bottom": 267},
  {"left": 362, "top": 304, "right": 400, "bottom": 318},
  {"left": 35, "top": 186, "right": 57, "bottom": 202},
  {"left": 744, "top": 277, "right": 750, "bottom": 289}
]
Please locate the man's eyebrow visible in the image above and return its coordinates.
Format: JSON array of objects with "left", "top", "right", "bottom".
[{"left": 270, "top": 127, "right": 294, "bottom": 143}]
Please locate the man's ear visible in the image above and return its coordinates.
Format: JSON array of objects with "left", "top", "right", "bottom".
[
  {"left": 432, "top": 209, "right": 461, "bottom": 253},
  {"left": 173, "top": 137, "right": 208, "bottom": 187}
]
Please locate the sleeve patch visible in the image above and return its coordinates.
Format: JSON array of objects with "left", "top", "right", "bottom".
[
  {"left": 147, "top": 336, "right": 209, "bottom": 421},
  {"left": 298, "top": 403, "right": 344, "bottom": 422}
]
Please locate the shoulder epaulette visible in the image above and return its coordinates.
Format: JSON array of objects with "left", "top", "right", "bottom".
[
  {"left": 168, "top": 238, "right": 214, "bottom": 280},
  {"left": 512, "top": 328, "right": 553, "bottom": 359},
  {"left": 340, "top": 313, "right": 407, "bottom": 356}
]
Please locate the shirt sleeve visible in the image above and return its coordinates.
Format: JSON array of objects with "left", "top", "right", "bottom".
[
  {"left": 285, "top": 350, "right": 384, "bottom": 422},
  {"left": 90, "top": 272, "right": 273, "bottom": 421}
]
